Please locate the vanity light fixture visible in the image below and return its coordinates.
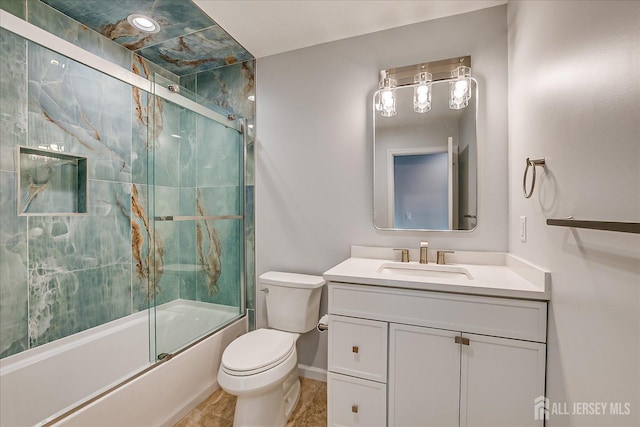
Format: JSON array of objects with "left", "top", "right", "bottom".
[
  {"left": 449, "top": 65, "right": 472, "bottom": 110},
  {"left": 413, "top": 70, "right": 433, "bottom": 113},
  {"left": 376, "top": 56, "right": 473, "bottom": 117},
  {"left": 127, "top": 14, "right": 161, "bottom": 34},
  {"left": 377, "top": 70, "right": 398, "bottom": 117}
]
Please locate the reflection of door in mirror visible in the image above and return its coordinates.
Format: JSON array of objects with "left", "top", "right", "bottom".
[
  {"left": 373, "top": 79, "right": 477, "bottom": 231},
  {"left": 390, "top": 138, "right": 458, "bottom": 229}
]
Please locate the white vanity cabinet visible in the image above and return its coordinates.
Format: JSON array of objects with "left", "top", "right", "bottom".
[{"left": 327, "top": 282, "right": 547, "bottom": 427}]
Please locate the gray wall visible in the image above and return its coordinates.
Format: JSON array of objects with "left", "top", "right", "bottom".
[
  {"left": 508, "top": 1, "right": 639, "bottom": 426},
  {"left": 255, "top": 6, "right": 508, "bottom": 369}
]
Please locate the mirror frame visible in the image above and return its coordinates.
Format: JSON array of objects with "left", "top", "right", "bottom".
[{"left": 372, "top": 77, "right": 479, "bottom": 232}]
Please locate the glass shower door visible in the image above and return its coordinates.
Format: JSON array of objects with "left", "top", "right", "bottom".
[{"left": 148, "top": 75, "right": 245, "bottom": 360}]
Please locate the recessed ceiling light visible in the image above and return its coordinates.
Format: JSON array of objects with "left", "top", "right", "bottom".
[
  {"left": 247, "top": 95, "right": 255, "bottom": 101},
  {"left": 127, "top": 14, "right": 160, "bottom": 34}
]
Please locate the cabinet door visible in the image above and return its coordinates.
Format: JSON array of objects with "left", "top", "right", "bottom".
[
  {"left": 389, "top": 324, "right": 461, "bottom": 427},
  {"left": 460, "top": 334, "right": 546, "bottom": 427},
  {"left": 328, "top": 372, "right": 387, "bottom": 427}
]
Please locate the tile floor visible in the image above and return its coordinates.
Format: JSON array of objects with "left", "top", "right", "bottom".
[{"left": 174, "top": 377, "right": 327, "bottom": 427}]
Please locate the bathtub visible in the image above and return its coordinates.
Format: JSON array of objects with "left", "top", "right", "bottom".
[{"left": 0, "top": 299, "right": 246, "bottom": 427}]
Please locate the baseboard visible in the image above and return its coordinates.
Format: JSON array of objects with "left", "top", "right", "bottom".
[{"left": 298, "top": 364, "right": 327, "bottom": 382}]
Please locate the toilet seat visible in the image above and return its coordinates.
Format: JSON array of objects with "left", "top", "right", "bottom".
[{"left": 221, "top": 329, "right": 297, "bottom": 376}]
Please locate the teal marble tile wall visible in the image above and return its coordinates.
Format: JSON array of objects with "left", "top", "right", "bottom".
[
  {"left": 0, "top": 26, "right": 144, "bottom": 357},
  {"left": 0, "top": 27, "right": 29, "bottom": 358},
  {"left": 152, "top": 98, "right": 197, "bottom": 188},
  {"left": 0, "top": 172, "right": 29, "bottom": 358},
  {"left": 0, "top": 9, "right": 251, "bottom": 358},
  {"left": 27, "top": 0, "right": 131, "bottom": 70},
  {"left": 27, "top": 42, "right": 132, "bottom": 183},
  {"left": 181, "top": 60, "right": 255, "bottom": 125},
  {"left": 181, "top": 60, "right": 256, "bottom": 321},
  {"left": 0, "top": 28, "right": 26, "bottom": 172},
  {"left": 0, "top": 0, "right": 25, "bottom": 19},
  {"left": 27, "top": 181, "right": 132, "bottom": 347},
  {"left": 245, "top": 184, "right": 255, "bottom": 316},
  {"left": 2, "top": 0, "right": 180, "bottom": 82},
  {"left": 195, "top": 219, "right": 241, "bottom": 307},
  {"left": 147, "top": 107, "right": 244, "bottom": 308}
]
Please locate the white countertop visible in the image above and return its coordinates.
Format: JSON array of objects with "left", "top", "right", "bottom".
[{"left": 323, "top": 247, "right": 551, "bottom": 301}]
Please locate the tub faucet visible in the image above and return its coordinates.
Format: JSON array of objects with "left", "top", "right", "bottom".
[{"left": 419, "top": 241, "right": 428, "bottom": 264}]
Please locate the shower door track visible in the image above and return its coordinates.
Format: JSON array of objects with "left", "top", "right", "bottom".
[{"left": 0, "top": 10, "right": 241, "bottom": 132}]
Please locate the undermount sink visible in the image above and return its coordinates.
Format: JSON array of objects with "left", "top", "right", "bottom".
[{"left": 377, "top": 262, "right": 473, "bottom": 280}]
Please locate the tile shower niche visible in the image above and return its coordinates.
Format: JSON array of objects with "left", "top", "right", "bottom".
[{"left": 17, "top": 146, "right": 88, "bottom": 216}]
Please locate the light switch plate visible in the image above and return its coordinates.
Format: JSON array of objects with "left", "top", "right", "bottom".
[{"left": 519, "top": 216, "right": 527, "bottom": 242}]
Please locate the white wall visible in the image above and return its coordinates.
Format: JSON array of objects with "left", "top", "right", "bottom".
[
  {"left": 508, "top": 1, "right": 639, "bottom": 426},
  {"left": 256, "top": 6, "right": 508, "bottom": 369}
]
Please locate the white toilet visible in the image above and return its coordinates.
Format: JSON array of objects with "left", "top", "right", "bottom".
[{"left": 217, "top": 271, "right": 325, "bottom": 427}]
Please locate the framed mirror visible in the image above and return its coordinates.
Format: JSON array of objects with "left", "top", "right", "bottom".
[{"left": 373, "top": 73, "right": 478, "bottom": 231}]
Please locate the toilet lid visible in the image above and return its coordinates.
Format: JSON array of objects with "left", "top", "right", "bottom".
[{"left": 221, "top": 329, "right": 297, "bottom": 376}]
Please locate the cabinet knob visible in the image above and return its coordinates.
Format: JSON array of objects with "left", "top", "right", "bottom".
[
  {"left": 352, "top": 345, "right": 359, "bottom": 353},
  {"left": 352, "top": 404, "right": 359, "bottom": 413}
]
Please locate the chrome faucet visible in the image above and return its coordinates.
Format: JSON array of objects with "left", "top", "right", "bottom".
[{"left": 419, "top": 241, "right": 428, "bottom": 264}]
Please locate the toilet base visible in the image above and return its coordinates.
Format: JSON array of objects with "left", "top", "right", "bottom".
[
  {"left": 232, "top": 369, "right": 301, "bottom": 427},
  {"left": 282, "top": 370, "right": 301, "bottom": 420}
]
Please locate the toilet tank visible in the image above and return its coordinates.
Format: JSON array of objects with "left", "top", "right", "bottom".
[{"left": 260, "top": 271, "right": 325, "bottom": 333}]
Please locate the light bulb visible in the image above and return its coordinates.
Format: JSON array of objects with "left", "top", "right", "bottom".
[
  {"left": 133, "top": 17, "right": 154, "bottom": 31},
  {"left": 449, "top": 78, "right": 471, "bottom": 110},
  {"left": 127, "top": 14, "right": 161, "bottom": 33},
  {"left": 454, "top": 80, "right": 468, "bottom": 93},
  {"left": 382, "top": 90, "right": 394, "bottom": 105},
  {"left": 413, "top": 71, "right": 432, "bottom": 113},
  {"left": 413, "top": 83, "right": 431, "bottom": 113},
  {"left": 378, "top": 73, "right": 397, "bottom": 117}
]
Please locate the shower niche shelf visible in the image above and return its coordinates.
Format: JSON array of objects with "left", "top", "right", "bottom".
[{"left": 17, "top": 146, "right": 88, "bottom": 216}]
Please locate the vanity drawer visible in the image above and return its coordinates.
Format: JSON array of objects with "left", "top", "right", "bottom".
[
  {"left": 328, "top": 315, "right": 388, "bottom": 382},
  {"left": 327, "top": 372, "right": 387, "bottom": 427},
  {"left": 328, "top": 283, "right": 547, "bottom": 342}
]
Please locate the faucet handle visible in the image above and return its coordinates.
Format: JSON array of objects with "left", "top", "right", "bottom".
[
  {"left": 419, "top": 241, "right": 429, "bottom": 264},
  {"left": 393, "top": 248, "right": 410, "bottom": 263},
  {"left": 436, "top": 250, "right": 455, "bottom": 265}
]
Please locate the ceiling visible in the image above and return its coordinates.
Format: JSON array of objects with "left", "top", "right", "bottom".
[{"left": 193, "top": 0, "right": 507, "bottom": 58}]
